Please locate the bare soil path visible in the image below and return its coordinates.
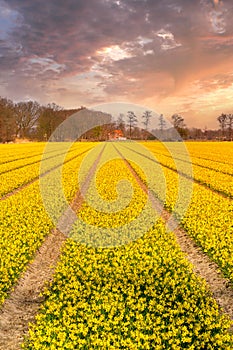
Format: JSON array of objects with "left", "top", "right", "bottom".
[
  {"left": 0, "top": 148, "right": 91, "bottom": 201},
  {"left": 115, "top": 144, "right": 233, "bottom": 323},
  {"left": 123, "top": 144, "right": 232, "bottom": 200},
  {"left": 0, "top": 145, "right": 105, "bottom": 350}
]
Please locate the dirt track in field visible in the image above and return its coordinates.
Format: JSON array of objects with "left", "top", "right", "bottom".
[
  {"left": 0, "top": 229, "right": 66, "bottom": 350},
  {"left": 0, "top": 142, "right": 232, "bottom": 350},
  {"left": 169, "top": 218, "right": 233, "bottom": 321},
  {"left": 0, "top": 148, "right": 91, "bottom": 201},
  {"left": 0, "top": 145, "right": 105, "bottom": 350},
  {"left": 122, "top": 143, "right": 232, "bottom": 200},
  {"left": 115, "top": 145, "right": 233, "bottom": 324}
]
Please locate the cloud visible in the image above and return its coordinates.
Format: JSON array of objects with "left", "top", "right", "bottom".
[
  {"left": 0, "top": 0, "right": 233, "bottom": 127},
  {"left": 156, "top": 28, "right": 182, "bottom": 50},
  {"left": 209, "top": 8, "right": 226, "bottom": 34}
]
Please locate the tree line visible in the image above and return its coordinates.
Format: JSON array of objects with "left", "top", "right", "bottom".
[
  {"left": 217, "top": 113, "right": 233, "bottom": 140},
  {"left": 0, "top": 96, "right": 232, "bottom": 142},
  {"left": 0, "top": 97, "right": 84, "bottom": 142}
]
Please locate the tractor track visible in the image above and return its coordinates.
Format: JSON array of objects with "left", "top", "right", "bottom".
[
  {"left": 0, "top": 146, "right": 79, "bottom": 175},
  {"left": 0, "top": 146, "right": 64, "bottom": 166},
  {"left": 114, "top": 144, "right": 233, "bottom": 324},
  {"left": 0, "top": 145, "right": 105, "bottom": 350},
  {"left": 0, "top": 147, "right": 92, "bottom": 201},
  {"left": 122, "top": 144, "right": 233, "bottom": 200},
  {"left": 148, "top": 149, "right": 233, "bottom": 177}
]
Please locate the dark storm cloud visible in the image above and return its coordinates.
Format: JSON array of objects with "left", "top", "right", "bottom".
[
  {"left": 0, "top": 0, "right": 233, "bottom": 117},
  {"left": 0, "top": 1, "right": 209, "bottom": 68},
  {"left": 95, "top": 0, "right": 233, "bottom": 99},
  {"left": 3, "top": 0, "right": 150, "bottom": 70}
]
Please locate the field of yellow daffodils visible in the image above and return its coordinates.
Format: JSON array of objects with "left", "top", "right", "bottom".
[
  {"left": 0, "top": 141, "right": 232, "bottom": 349},
  {"left": 0, "top": 142, "right": 95, "bottom": 304}
]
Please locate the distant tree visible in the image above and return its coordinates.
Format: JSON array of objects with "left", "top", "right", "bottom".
[
  {"left": 227, "top": 114, "right": 233, "bottom": 140},
  {"left": 171, "top": 113, "right": 188, "bottom": 139},
  {"left": 189, "top": 128, "right": 204, "bottom": 140},
  {"left": 116, "top": 113, "right": 126, "bottom": 135},
  {"left": 37, "top": 103, "right": 63, "bottom": 140},
  {"left": 0, "top": 97, "right": 16, "bottom": 142},
  {"left": 171, "top": 114, "right": 185, "bottom": 129},
  {"left": 14, "top": 100, "right": 41, "bottom": 138},
  {"left": 156, "top": 114, "right": 167, "bottom": 140},
  {"left": 217, "top": 113, "right": 228, "bottom": 140},
  {"left": 204, "top": 125, "right": 208, "bottom": 140},
  {"left": 142, "top": 110, "right": 152, "bottom": 140},
  {"left": 127, "top": 111, "right": 138, "bottom": 139},
  {"left": 93, "top": 126, "right": 103, "bottom": 140},
  {"left": 158, "top": 114, "right": 166, "bottom": 131},
  {"left": 142, "top": 110, "right": 152, "bottom": 131}
]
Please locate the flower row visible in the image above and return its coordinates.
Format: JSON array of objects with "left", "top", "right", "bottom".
[
  {"left": 23, "top": 143, "right": 233, "bottom": 349},
  {"left": 0, "top": 143, "right": 95, "bottom": 304}
]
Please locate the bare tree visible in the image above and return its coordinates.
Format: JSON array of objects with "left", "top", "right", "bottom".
[
  {"left": 142, "top": 110, "right": 152, "bottom": 131},
  {"left": 93, "top": 126, "right": 103, "bottom": 141},
  {"left": 217, "top": 113, "right": 227, "bottom": 140},
  {"left": 142, "top": 110, "right": 152, "bottom": 140},
  {"left": 15, "top": 100, "right": 41, "bottom": 138},
  {"left": 159, "top": 114, "right": 166, "bottom": 131},
  {"left": 0, "top": 97, "right": 16, "bottom": 142},
  {"left": 37, "top": 103, "right": 63, "bottom": 140},
  {"left": 171, "top": 114, "right": 185, "bottom": 129},
  {"left": 171, "top": 113, "right": 188, "bottom": 138},
  {"left": 127, "top": 111, "right": 137, "bottom": 139},
  {"left": 227, "top": 114, "right": 233, "bottom": 140},
  {"left": 116, "top": 113, "right": 126, "bottom": 135}
]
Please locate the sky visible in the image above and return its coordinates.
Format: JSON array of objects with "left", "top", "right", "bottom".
[{"left": 0, "top": 0, "right": 233, "bottom": 128}]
